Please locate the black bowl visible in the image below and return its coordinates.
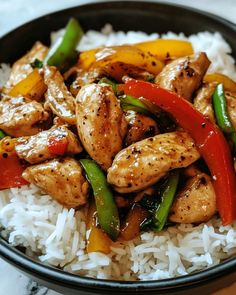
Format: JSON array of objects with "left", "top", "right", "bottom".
[{"left": 0, "top": 1, "right": 236, "bottom": 294}]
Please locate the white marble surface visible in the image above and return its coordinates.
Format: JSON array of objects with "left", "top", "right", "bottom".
[{"left": 0, "top": 0, "right": 236, "bottom": 294}]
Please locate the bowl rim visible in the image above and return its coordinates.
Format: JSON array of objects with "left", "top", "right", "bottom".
[
  {"left": 1, "top": 238, "right": 236, "bottom": 292},
  {"left": 0, "top": 0, "right": 236, "bottom": 292}
]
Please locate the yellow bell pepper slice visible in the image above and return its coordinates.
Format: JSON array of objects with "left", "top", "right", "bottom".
[
  {"left": 87, "top": 227, "right": 112, "bottom": 254},
  {"left": 204, "top": 73, "right": 236, "bottom": 93},
  {"left": 135, "top": 39, "right": 193, "bottom": 61},
  {"left": 78, "top": 39, "right": 193, "bottom": 71},
  {"left": 8, "top": 69, "right": 47, "bottom": 101},
  {"left": 78, "top": 48, "right": 99, "bottom": 70},
  {"left": 92, "top": 45, "right": 164, "bottom": 75},
  {"left": 86, "top": 201, "right": 112, "bottom": 254},
  {"left": 79, "top": 46, "right": 164, "bottom": 75}
]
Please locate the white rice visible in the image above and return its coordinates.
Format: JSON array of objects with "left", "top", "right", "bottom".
[
  {"left": 1, "top": 185, "right": 236, "bottom": 280},
  {"left": 1, "top": 26, "right": 236, "bottom": 281}
]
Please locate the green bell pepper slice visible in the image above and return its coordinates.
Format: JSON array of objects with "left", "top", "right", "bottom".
[
  {"left": 99, "top": 77, "right": 117, "bottom": 93},
  {"left": 213, "top": 83, "right": 236, "bottom": 149},
  {"left": 45, "top": 18, "right": 83, "bottom": 72},
  {"left": 120, "top": 94, "right": 175, "bottom": 132},
  {"left": 120, "top": 95, "right": 152, "bottom": 116},
  {"left": 153, "top": 170, "right": 179, "bottom": 231},
  {"left": 80, "top": 159, "right": 120, "bottom": 241},
  {"left": 0, "top": 130, "right": 6, "bottom": 140}
]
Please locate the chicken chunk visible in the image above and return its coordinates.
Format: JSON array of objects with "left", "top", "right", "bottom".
[
  {"left": 23, "top": 158, "right": 89, "bottom": 208},
  {"left": 107, "top": 131, "right": 200, "bottom": 193},
  {"left": 15, "top": 125, "right": 82, "bottom": 164},
  {"left": 124, "top": 111, "right": 159, "bottom": 146},
  {"left": 226, "top": 91, "right": 236, "bottom": 130},
  {"left": 91, "top": 62, "right": 155, "bottom": 82},
  {"left": 5, "top": 42, "right": 48, "bottom": 91},
  {"left": 194, "top": 86, "right": 236, "bottom": 128},
  {"left": 44, "top": 66, "right": 76, "bottom": 124},
  {"left": 0, "top": 95, "right": 49, "bottom": 137},
  {"left": 76, "top": 83, "right": 128, "bottom": 170},
  {"left": 169, "top": 173, "right": 216, "bottom": 223},
  {"left": 69, "top": 68, "right": 98, "bottom": 96},
  {"left": 193, "top": 82, "right": 217, "bottom": 123},
  {"left": 155, "top": 52, "right": 210, "bottom": 100}
]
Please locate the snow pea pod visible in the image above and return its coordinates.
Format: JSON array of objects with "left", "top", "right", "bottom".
[
  {"left": 80, "top": 159, "right": 120, "bottom": 241},
  {"left": 120, "top": 95, "right": 151, "bottom": 116},
  {"left": 153, "top": 170, "right": 179, "bottom": 231},
  {"left": 0, "top": 130, "right": 6, "bottom": 140},
  {"left": 45, "top": 18, "right": 83, "bottom": 72},
  {"left": 213, "top": 83, "right": 236, "bottom": 150}
]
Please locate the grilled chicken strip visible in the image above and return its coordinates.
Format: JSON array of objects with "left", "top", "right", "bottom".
[
  {"left": 193, "top": 82, "right": 217, "bottom": 123},
  {"left": 107, "top": 131, "right": 200, "bottom": 193},
  {"left": 44, "top": 66, "right": 76, "bottom": 125},
  {"left": 69, "top": 68, "right": 97, "bottom": 96},
  {"left": 155, "top": 52, "right": 210, "bottom": 100},
  {"left": 15, "top": 125, "right": 82, "bottom": 164},
  {"left": 124, "top": 111, "right": 159, "bottom": 146},
  {"left": 23, "top": 158, "right": 89, "bottom": 208},
  {"left": 70, "top": 62, "right": 154, "bottom": 96},
  {"left": 90, "top": 62, "right": 155, "bottom": 83},
  {"left": 194, "top": 86, "right": 236, "bottom": 128},
  {"left": 226, "top": 91, "right": 236, "bottom": 130},
  {"left": 169, "top": 173, "right": 216, "bottom": 223},
  {"left": 5, "top": 42, "right": 48, "bottom": 91},
  {"left": 0, "top": 95, "right": 49, "bottom": 137},
  {"left": 76, "top": 83, "right": 128, "bottom": 170}
]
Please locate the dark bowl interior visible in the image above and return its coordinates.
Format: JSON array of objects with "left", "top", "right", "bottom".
[{"left": 0, "top": 1, "right": 236, "bottom": 295}]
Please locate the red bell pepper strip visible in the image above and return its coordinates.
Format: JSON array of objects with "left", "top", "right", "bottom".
[
  {"left": 124, "top": 79, "right": 236, "bottom": 225},
  {"left": 48, "top": 136, "right": 68, "bottom": 155},
  {"left": 0, "top": 154, "right": 28, "bottom": 189}
]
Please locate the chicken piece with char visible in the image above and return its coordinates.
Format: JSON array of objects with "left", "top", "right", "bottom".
[
  {"left": 155, "top": 52, "right": 210, "bottom": 100},
  {"left": 69, "top": 65, "right": 154, "bottom": 97},
  {"left": 44, "top": 66, "right": 76, "bottom": 125},
  {"left": 76, "top": 83, "right": 128, "bottom": 170},
  {"left": 107, "top": 131, "right": 200, "bottom": 193},
  {"left": 15, "top": 125, "right": 82, "bottom": 164},
  {"left": 124, "top": 110, "right": 159, "bottom": 146},
  {"left": 69, "top": 68, "right": 97, "bottom": 96},
  {"left": 193, "top": 82, "right": 217, "bottom": 123},
  {"left": 194, "top": 85, "right": 236, "bottom": 129},
  {"left": 0, "top": 95, "right": 49, "bottom": 137},
  {"left": 90, "top": 62, "right": 155, "bottom": 83},
  {"left": 5, "top": 42, "right": 48, "bottom": 91},
  {"left": 169, "top": 173, "right": 216, "bottom": 223},
  {"left": 23, "top": 158, "right": 89, "bottom": 208},
  {"left": 225, "top": 91, "right": 236, "bottom": 130}
]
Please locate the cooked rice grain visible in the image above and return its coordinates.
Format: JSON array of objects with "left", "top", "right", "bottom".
[{"left": 1, "top": 185, "right": 236, "bottom": 280}]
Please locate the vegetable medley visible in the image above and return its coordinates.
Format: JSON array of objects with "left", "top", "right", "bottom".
[{"left": 1, "top": 18, "right": 236, "bottom": 254}]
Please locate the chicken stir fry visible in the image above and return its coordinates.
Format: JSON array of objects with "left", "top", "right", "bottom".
[
  {"left": 155, "top": 52, "right": 210, "bottom": 100},
  {"left": 23, "top": 158, "right": 89, "bottom": 208},
  {"left": 124, "top": 111, "right": 159, "bottom": 146},
  {"left": 44, "top": 66, "right": 76, "bottom": 124},
  {"left": 4, "top": 42, "right": 48, "bottom": 91},
  {"left": 193, "top": 82, "right": 217, "bottom": 122},
  {"left": 15, "top": 125, "right": 82, "bottom": 164},
  {"left": 169, "top": 173, "right": 216, "bottom": 223},
  {"left": 0, "top": 95, "right": 50, "bottom": 137},
  {"left": 107, "top": 131, "right": 200, "bottom": 193},
  {"left": 1, "top": 18, "right": 236, "bottom": 252},
  {"left": 76, "top": 83, "right": 127, "bottom": 170}
]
